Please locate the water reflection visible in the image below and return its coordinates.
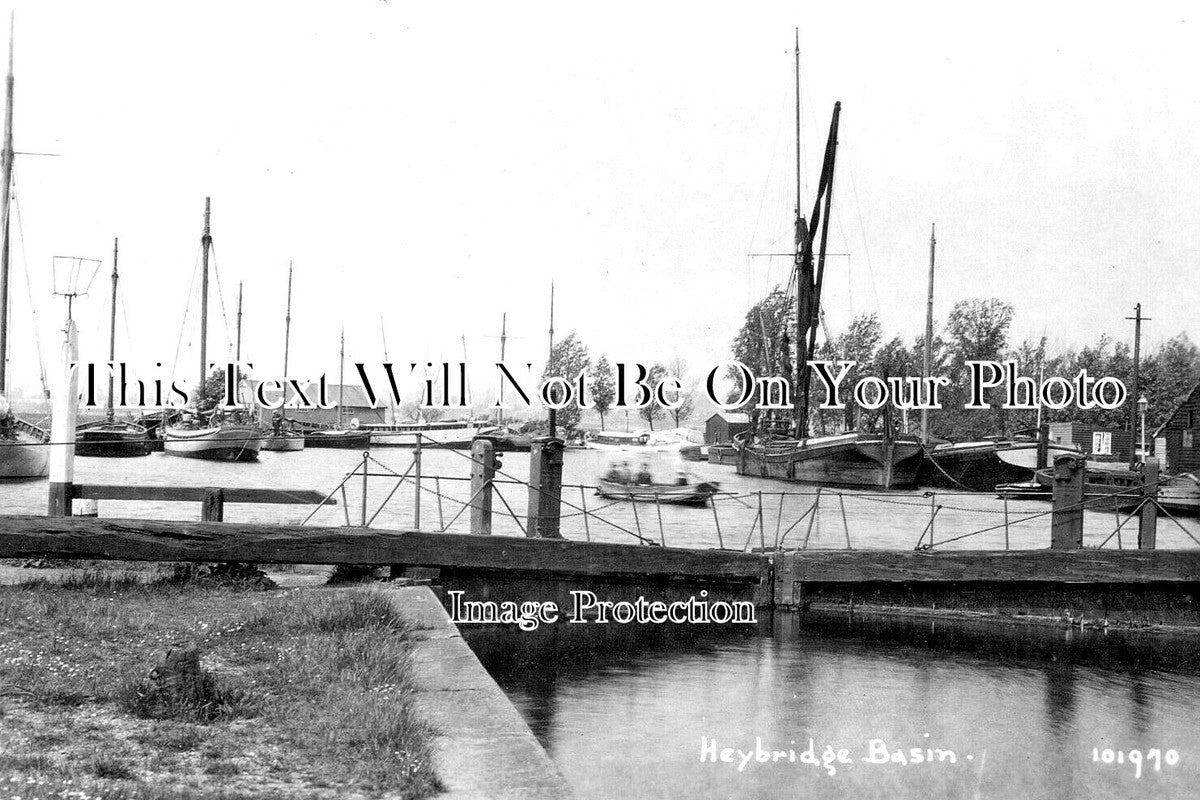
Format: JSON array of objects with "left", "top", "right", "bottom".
[{"left": 465, "top": 614, "right": 1200, "bottom": 800}]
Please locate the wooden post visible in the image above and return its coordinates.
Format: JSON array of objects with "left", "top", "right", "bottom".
[
  {"left": 526, "top": 437, "right": 564, "bottom": 538},
  {"left": 1139, "top": 457, "right": 1159, "bottom": 550},
  {"left": 201, "top": 488, "right": 225, "bottom": 522},
  {"left": 1051, "top": 454, "right": 1085, "bottom": 549},
  {"left": 1036, "top": 423, "right": 1050, "bottom": 469},
  {"left": 413, "top": 434, "right": 422, "bottom": 530},
  {"left": 48, "top": 320, "right": 79, "bottom": 517},
  {"left": 469, "top": 438, "right": 495, "bottom": 535}
]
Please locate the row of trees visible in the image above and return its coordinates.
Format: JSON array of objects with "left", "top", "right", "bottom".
[
  {"left": 731, "top": 289, "right": 1199, "bottom": 440},
  {"left": 542, "top": 333, "right": 697, "bottom": 432}
]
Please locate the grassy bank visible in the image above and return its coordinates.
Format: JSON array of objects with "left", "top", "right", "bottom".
[{"left": 0, "top": 575, "right": 440, "bottom": 799}]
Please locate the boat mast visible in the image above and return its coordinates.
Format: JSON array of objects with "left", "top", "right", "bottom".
[
  {"left": 283, "top": 262, "right": 293, "bottom": 374},
  {"left": 198, "top": 197, "right": 211, "bottom": 396},
  {"left": 0, "top": 15, "right": 14, "bottom": 395},
  {"left": 337, "top": 326, "right": 345, "bottom": 429},
  {"left": 920, "top": 224, "right": 935, "bottom": 444},
  {"left": 498, "top": 312, "right": 507, "bottom": 426},
  {"left": 379, "top": 316, "right": 394, "bottom": 425},
  {"left": 235, "top": 280, "right": 243, "bottom": 409},
  {"left": 791, "top": 28, "right": 806, "bottom": 436},
  {"left": 106, "top": 238, "right": 118, "bottom": 421}
]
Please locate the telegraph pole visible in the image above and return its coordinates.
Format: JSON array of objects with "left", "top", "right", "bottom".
[{"left": 1126, "top": 303, "right": 1150, "bottom": 468}]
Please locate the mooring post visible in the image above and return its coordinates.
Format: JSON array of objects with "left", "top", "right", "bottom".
[
  {"left": 469, "top": 438, "right": 496, "bottom": 535},
  {"left": 1139, "top": 457, "right": 1159, "bottom": 550},
  {"left": 361, "top": 451, "right": 369, "bottom": 527},
  {"left": 48, "top": 320, "right": 79, "bottom": 517},
  {"left": 1051, "top": 453, "right": 1085, "bottom": 549},
  {"left": 201, "top": 488, "right": 225, "bottom": 522},
  {"left": 1036, "top": 422, "right": 1050, "bottom": 469},
  {"left": 526, "top": 437, "right": 564, "bottom": 538},
  {"left": 413, "top": 434, "right": 423, "bottom": 530}
]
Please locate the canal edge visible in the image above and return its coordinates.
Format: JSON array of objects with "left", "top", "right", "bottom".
[{"left": 384, "top": 583, "right": 576, "bottom": 800}]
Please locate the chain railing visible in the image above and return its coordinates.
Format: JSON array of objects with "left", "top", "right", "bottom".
[{"left": 298, "top": 440, "right": 1200, "bottom": 554}]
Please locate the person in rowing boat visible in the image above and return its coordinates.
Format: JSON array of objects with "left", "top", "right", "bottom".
[
  {"left": 604, "top": 463, "right": 623, "bottom": 483},
  {"left": 635, "top": 463, "right": 653, "bottom": 485}
]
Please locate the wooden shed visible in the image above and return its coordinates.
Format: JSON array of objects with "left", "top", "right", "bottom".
[
  {"left": 1047, "top": 422, "right": 1132, "bottom": 463},
  {"left": 705, "top": 412, "right": 750, "bottom": 444},
  {"left": 1152, "top": 384, "right": 1200, "bottom": 473}
]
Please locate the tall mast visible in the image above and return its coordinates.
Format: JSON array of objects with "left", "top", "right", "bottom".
[
  {"left": 794, "top": 28, "right": 802, "bottom": 239},
  {"left": 337, "top": 326, "right": 345, "bottom": 429},
  {"left": 235, "top": 282, "right": 243, "bottom": 361},
  {"left": 106, "top": 238, "right": 118, "bottom": 421},
  {"left": 379, "top": 316, "right": 394, "bottom": 424},
  {"left": 920, "top": 224, "right": 936, "bottom": 444},
  {"left": 791, "top": 29, "right": 805, "bottom": 434},
  {"left": 198, "top": 197, "right": 211, "bottom": 393},
  {"left": 548, "top": 280, "right": 555, "bottom": 360},
  {"left": 0, "top": 15, "right": 14, "bottom": 395},
  {"left": 498, "top": 312, "right": 507, "bottom": 426},
  {"left": 283, "top": 262, "right": 293, "bottom": 374}
]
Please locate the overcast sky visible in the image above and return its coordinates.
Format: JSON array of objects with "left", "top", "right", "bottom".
[{"left": 1, "top": 1, "right": 1196, "bottom": 400}]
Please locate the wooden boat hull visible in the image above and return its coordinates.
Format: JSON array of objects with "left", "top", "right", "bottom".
[
  {"left": 164, "top": 424, "right": 262, "bottom": 462},
  {"left": 737, "top": 433, "right": 923, "bottom": 489},
  {"left": 1159, "top": 474, "right": 1200, "bottom": 514},
  {"left": 363, "top": 424, "right": 496, "bottom": 448},
  {"left": 75, "top": 421, "right": 153, "bottom": 457},
  {"left": 260, "top": 433, "right": 305, "bottom": 452},
  {"left": 304, "top": 429, "right": 371, "bottom": 449},
  {"left": 680, "top": 444, "right": 707, "bottom": 462},
  {"left": 920, "top": 441, "right": 1079, "bottom": 491},
  {"left": 0, "top": 431, "right": 50, "bottom": 479},
  {"left": 596, "top": 479, "right": 719, "bottom": 507},
  {"left": 707, "top": 444, "right": 739, "bottom": 465},
  {"left": 472, "top": 432, "right": 533, "bottom": 452},
  {"left": 1033, "top": 464, "right": 1142, "bottom": 511}
]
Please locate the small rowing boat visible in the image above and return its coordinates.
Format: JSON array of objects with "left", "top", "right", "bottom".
[{"left": 596, "top": 478, "right": 719, "bottom": 507}]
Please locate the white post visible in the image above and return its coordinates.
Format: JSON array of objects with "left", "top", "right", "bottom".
[{"left": 48, "top": 319, "right": 79, "bottom": 516}]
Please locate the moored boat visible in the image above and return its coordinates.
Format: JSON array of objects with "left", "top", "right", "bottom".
[
  {"left": 585, "top": 430, "right": 686, "bottom": 453},
  {"left": 163, "top": 199, "right": 262, "bottom": 463},
  {"left": 260, "top": 431, "right": 305, "bottom": 452},
  {"left": 76, "top": 419, "right": 154, "bottom": 457},
  {"left": 363, "top": 419, "right": 498, "bottom": 448},
  {"left": 1032, "top": 460, "right": 1143, "bottom": 511},
  {"left": 164, "top": 420, "right": 263, "bottom": 462},
  {"left": 303, "top": 428, "right": 371, "bottom": 449},
  {"left": 739, "top": 431, "right": 925, "bottom": 489},
  {"left": 75, "top": 239, "right": 151, "bottom": 457},
  {"left": 921, "top": 438, "right": 1081, "bottom": 491},
  {"left": 473, "top": 428, "right": 533, "bottom": 452}
]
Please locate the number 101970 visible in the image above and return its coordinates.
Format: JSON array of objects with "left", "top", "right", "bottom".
[{"left": 1092, "top": 747, "right": 1180, "bottom": 779}]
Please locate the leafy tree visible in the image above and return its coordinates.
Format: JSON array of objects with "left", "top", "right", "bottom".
[
  {"left": 814, "top": 313, "right": 882, "bottom": 432},
  {"left": 940, "top": 298, "right": 1015, "bottom": 438},
  {"left": 195, "top": 368, "right": 226, "bottom": 415},
  {"left": 668, "top": 356, "right": 695, "bottom": 428},
  {"left": 638, "top": 363, "right": 669, "bottom": 431},
  {"left": 542, "top": 331, "right": 591, "bottom": 432},
  {"left": 592, "top": 354, "right": 616, "bottom": 430},
  {"left": 729, "top": 287, "right": 792, "bottom": 407}
]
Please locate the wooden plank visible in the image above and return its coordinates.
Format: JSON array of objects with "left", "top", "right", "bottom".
[
  {"left": 71, "top": 485, "right": 334, "bottom": 505},
  {"left": 785, "top": 549, "right": 1200, "bottom": 584},
  {"left": 0, "top": 515, "right": 767, "bottom": 583}
]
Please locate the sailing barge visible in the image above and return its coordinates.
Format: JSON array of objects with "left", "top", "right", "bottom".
[{"left": 736, "top": 37, "right": 919, "bottom": 489}]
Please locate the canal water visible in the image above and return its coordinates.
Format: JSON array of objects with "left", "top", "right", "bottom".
[
  {"left": 465, "top": 614, "right": 1200, "bottom": 800},
  {"left": 5, "top": 445, "right": 1200, "bottom": 798}
]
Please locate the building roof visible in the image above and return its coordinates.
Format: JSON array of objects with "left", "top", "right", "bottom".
[
  {"left": 1153, "top": 383, "right": 1200, "bottom": 438},
  {"left": 243, "top": 380, "right": 381, "bottom": 409},
  {"left": 707, "top": 411, "right": 750, "bottom": 425}
]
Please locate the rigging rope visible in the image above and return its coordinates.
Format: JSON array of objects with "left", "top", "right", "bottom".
[{"left": 10, "top": 180, "right": 49, "bottom": 398}]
